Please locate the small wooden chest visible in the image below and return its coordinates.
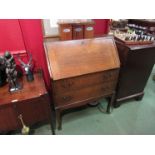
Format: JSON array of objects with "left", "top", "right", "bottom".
[{"left": 44, "top": 36, "right": 120, "bottom": 129}]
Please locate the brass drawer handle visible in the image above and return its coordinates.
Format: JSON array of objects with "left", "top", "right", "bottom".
[
  {"left": 103, "top": 73, "right": 114, "bottom": 80},
  {"left": 61, "top": 81, "right": 74, "bottom": 88},
  {"left": 62, "top": 96, "right": 72, "bottom": 102}
]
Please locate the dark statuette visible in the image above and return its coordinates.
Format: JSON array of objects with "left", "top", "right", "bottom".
[
  {"left": 0, "top": 56, "right": 7, "bottom": 87},
  {"left": 17, "top": 51, "right": 34, "bottom": 82},
  {"left": 4, "top": 51, "right": 22, "bottom": 92}
]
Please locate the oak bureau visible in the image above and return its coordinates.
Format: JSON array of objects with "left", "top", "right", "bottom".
[{"left": 44, "top": 36, "right": 120, "bottom": 129}]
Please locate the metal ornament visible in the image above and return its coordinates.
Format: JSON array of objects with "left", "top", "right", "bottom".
[
  {"left": 4, "top": 51, "right": 22, "bottom": 92},
  {"left": 18, "top": 114, "right": 30, "bottom": 135},
  {"left": 17, "top": 51, "right": 34, "bottom": 82}
]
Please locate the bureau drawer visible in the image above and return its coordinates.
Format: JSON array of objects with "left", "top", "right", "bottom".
[
  {"left": 52, "top": 69, "right": 119, "bottom": 95},
  {"left": 53, "top": 81, "right": 116, "bottom": 107}
]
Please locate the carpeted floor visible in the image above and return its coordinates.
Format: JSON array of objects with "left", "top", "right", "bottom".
[{"left": 14, "top": 66, "right": 155, "bottom": 135}]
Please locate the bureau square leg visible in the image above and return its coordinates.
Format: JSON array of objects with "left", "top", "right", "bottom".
[
  {"left": 49, "top": 112, "right": 56, "bottom": 135},
  {"left": 135, "top": 94, "right": 144, "bottom": 101},
  {"left": 56, "top": 109, "right": 62, "bottom": 130},
  {"left": 107, "top": 92, "right": 115, "bottom": 114}
]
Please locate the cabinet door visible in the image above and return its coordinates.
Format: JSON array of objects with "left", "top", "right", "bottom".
[
  {"left": 72, "top": 25, "right": 84, "bottom": 40},
  {"left": 0, "top": 105, "right": 19, "bottom": 132},
  {"left": 16, "top": 95, "right": 50, "bottom": 127}
]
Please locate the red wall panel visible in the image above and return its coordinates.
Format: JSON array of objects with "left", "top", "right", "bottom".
[
  {"left": 93, "top": 19, "right": 110, "bottom": 36},
  {"left": 0, "top": 19, "right": 25, "bottom": 53},
  {"left": 18, "top": 19, "right": 50, "bottom": 87}
]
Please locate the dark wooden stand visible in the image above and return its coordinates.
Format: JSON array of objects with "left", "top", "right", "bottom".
[
  {"left": 114, "top": 40, "right": 155, "bottom": 107},
  {"left": 0, "top": 72, "right": 55, "bottom": 134}
]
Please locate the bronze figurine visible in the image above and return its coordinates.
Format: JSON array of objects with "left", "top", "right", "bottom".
[{"left": 4, "top": 51, "right": 22, "bottom": 92}]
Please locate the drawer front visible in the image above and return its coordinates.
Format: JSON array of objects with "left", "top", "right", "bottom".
[
  {"left": 53, "top": 69, "right": 119, "bottom": 95},
  {"left": 54, "top": 81, "right": 116, "bottom": 107}
]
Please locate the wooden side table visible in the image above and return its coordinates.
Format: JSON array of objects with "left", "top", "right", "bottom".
[{"left": 0, "top": 72, "right": 55, "bottom": 134}]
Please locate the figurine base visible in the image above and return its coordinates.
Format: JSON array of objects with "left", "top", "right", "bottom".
[{"left": 9, "top": 83, "right": 22, "bottom": 93}]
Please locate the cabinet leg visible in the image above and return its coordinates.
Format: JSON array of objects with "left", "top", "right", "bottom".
[
  {"left": 56, "top": 110, "right": 62, "bottom": 130},
  {"left": 113, "top": 102, "right": 121, "bottom": 108},
  {"left": 49, "top": 112, "right": 55, "bottom": 135},
  {"left": 135, "top": 94, "right": 144, "bottom": 101},
  {"left": 107, "top": 92, "right": 115, "bottom": 114}
]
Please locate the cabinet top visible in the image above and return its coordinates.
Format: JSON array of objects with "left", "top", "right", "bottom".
[
  {"left": 57, "top": 19, "right": 95, "bottom": 25},
  {"left": 115, "top": 38, "right": 155, "bottom": 50},
  {"left": 0, "top": 73, "right": 47, "bottom": 106},
  {"left": 44, "top": 37, "right": 120, "bottom": 80}
]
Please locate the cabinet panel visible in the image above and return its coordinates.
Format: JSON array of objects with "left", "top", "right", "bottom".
[
  {"left": 16, "top": 95, "right": 50, "bottom": 126},
  {"left": 0, "top": 105, "right": 19, "bottom": 131}
]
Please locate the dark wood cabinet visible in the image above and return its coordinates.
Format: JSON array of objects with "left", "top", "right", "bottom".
[
  {"left": 0, "top": 73, "right": 55, "bottom": 134},
  {"left": 44, "top": 36, "right": 120, "bottom": 129},
  {"left": 114, "top": 40, "right": 155, "bottom": 107}
]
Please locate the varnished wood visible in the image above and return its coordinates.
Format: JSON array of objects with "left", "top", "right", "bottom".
[
  {"left": 52, "top": 70, "right": 119, "bottom": 95},
  {"left": 45, "top": 37, "right": 120, "bottom": 80},
  {"left": 72, "top": 24, "right": 84, "bottom": 40},
  {"left": 84, "top": 24, "right": 94, "bottom": 39},
  {"left": 54, "top": 80, "right": 117, "bottom": 107},
  {"left": 0, "top": 73, "right": 47, "bottom": 105},
  {"left": 58, "top": 24, "right": 72, "bottom": 41},
  {"left": 45, "top": 36, "right": 120, "bottom": 129}
]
